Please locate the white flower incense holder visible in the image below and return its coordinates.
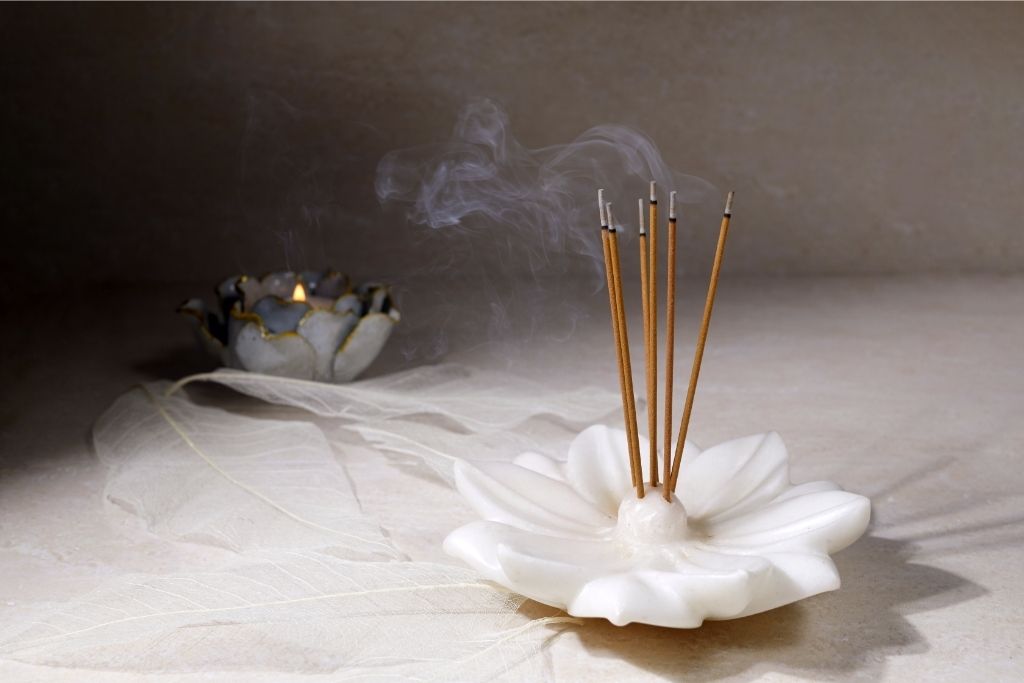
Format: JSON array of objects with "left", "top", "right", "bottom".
[
  {"left": 179, "top": 270, "right": 400, "bottom": 383},
  {"left": 445, "top": 187, "right": 870, "bottom": 627},
  {"left": 445, "top": 426, "right": 870, "bottom": 627}
]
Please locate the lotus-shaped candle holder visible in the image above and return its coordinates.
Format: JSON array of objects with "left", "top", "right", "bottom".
[
  {"left": 179, "top": 270, "right": 400, "bottom": 383},
  {"left": 444, "top": 425, "right": 870, "bottom": 628}
]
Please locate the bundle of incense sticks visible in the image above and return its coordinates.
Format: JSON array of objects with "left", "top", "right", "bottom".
[{"left": 600, "top": 186, "right": 735, "bottom": 501}]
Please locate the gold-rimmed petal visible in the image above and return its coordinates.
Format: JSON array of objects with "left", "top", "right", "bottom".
[
  {"left": 331, "top": 311, "right": 399, "bottom": 382},
  {"left": 231, "top": 321, "right": 316, "bottom": 380},
  {"left": 177, "top": 298, "right": 226, "bottom": 360},
  {"left": 296, "top": 309, "right": 360, "bottom": 382}
]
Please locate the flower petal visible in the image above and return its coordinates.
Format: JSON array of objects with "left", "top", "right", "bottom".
[
  {"left": 236, "top": 276, "right": 266, "bottom": 310},
  {"left": 733, "top": 550, "right": 839, "bottom": 617},
  {"left": 238, "top": 272, "right": 298, "bottom": 308},
  {"left": 567, "top": 425, "right": 700, "bottom": 515},
  {"left": 314, "top": 271, "right": 350, "bottom": 298},
  {"left": 260, "top": 271, "right": 298, "bottom": 299},
  {"left": 690, "top": 539, "right": 842, "bottom": 617},
  {"left": 178, "top": 298, "right": 226, "bottom": 357},
  {"left": 250, "top": 298, "right": 310, "bottom": 335},
  {"left": 772, "top": 480, "right": 840, "bottom": 504},
  {"left": 512, "top": 452, "right": 566, "bottom": 482},
  {"left": 443, "top": 521, "right": 620, "bottom": 606},
  {"left": 231, "top": 322, "right": 316, "bottom": 380},
  {"left": 496, "top": 537, "right": 628, "bottom": 609},
  {"left": 332, "top": 313, "right": 398, "bottom": 382},
  {"left": 367, "top": 286, "right": 390, "bottom": 313},
  {"left": 570, "top": 566, "right": 756, "bottom": 627},
  {"left": 707, "top": 489, "right": 871, "bottom": 554},
  {"left": 333, "top": 293, "right": 361, "bottom": 316},
  {"left": 296, "top": 310, "right": 359, "bottom": 382},
  {"left": 214, "top": 277, "right": 244, "bottom": 324},
  {"left": 452, "top": 460, "right": 613, "bottom": 537},
  {"left": 678, "top": 432, "right": 790, "bottom": 523},
  {"left": 565, "top": 425, "right": 631, "bottom": 514},
  {"left": 443, "top": 521, "right": 515, "bottom": 586}
]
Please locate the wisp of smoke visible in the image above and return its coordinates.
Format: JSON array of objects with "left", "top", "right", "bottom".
[
  {"left": 373, "top": 99, "right": 716, "bottom": 364},
  {"left": 376, "top": 98, "right": 715, "bottom": 275}
]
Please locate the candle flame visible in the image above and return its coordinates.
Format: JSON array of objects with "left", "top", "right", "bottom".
[{"left": 292, "top": 282, "right": 307, "bottom": 302}]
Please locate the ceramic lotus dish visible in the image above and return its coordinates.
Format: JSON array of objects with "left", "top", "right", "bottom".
[
  {"left": 444, "top": 425, "right": 870, "bottom": 628},
  {"left": 179, "top": 270, "right": 400, "bottom": 383}
]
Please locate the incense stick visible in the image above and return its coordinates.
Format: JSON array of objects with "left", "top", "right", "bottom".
[
  {"left": 663, "top": 190, "right": 678, "bottom": 490},
  {"left": 599, "top": 192, "right": 640, "bottom": 489},
  {"left": 607, "top": 202, "right": 645, "bottom": 497},
  {"left": 638, "top": 197, "right": 654, "bottom": 487},
  {"left": 668, "top": 191, "right": 735, "bottom": 498},
  {"left": 647, "top": 182, "right": 659, "bottom": 486}
]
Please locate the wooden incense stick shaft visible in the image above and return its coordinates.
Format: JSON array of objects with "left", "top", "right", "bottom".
[
  {"left": 663, "top": 213, "right": 678, "bottom": 490},
  {"left": 651, "top": 194, "right": 659, "bottom": 489},
  {"left": 602, "top": 227, "right": 640, "bottom": 488},
  {"left": 668, "top": 193, "right": 734, "bottom": 498},
  {"left": 609, "top": 226, "right": 645, "bottom": 497},
  {"left": 638, "top": 200, "right": 654, "bottom": 488},
  {"left": 639, "top": 231, "right": 651, "bottom": 436}
]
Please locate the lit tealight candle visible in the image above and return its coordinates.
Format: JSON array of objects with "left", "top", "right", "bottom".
[{"left": 291, "top": 282, "right": 333, "bottom": 309}]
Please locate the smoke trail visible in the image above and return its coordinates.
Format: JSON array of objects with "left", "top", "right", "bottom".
[
  {"left": 376, "top": 98, "right": 715, "bottom": 276},
  {"left": 374, "top": 98, "right": 715, "bottom": 365}
]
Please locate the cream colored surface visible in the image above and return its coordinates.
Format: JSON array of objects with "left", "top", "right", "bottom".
[{"left": 0, "top": 275, "right": 1021, "bottom": 680}]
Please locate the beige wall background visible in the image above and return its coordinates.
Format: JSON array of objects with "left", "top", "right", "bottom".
[{"left": 3, "top": 2, "right": 1023, "bottom": 299}]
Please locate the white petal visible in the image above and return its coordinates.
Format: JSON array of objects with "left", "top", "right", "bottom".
[
  {"left": 678, "top": 432, "right": 790, "bottom": 522},
  {"left": 453, "top": 461, "right": 613, "bottom": 537},
  {"left": 442, "top": 521, "right": 514, "bottom": 586},
  {"left": 680, "top": 545, "right": 773, "bottom": 576},
  {"left": 707, "top": 489, "right": 871, "bottom": 554},
  {"left": 772, "top": 479, "right": 840, "bottom": 504},
  {"left": 496, "top": 536, "right": 626, "bottom": 609},
  {"left": 565, "top": 425, "right": 632, "bottom": 514},
  {"left": 443, "top": 521, "right": 619, "bottom": 606},
  {"left": 512, "top": 451, "right": 566, "bottom": 482},
  {"left": 566, "top": 425, "right": 699, "bottom": 514},
  {"left": 570, "top": 566, "right": 756, "bottom": 627},
  {"left": 733, "top": 551, "right": 840, "bottom": 617},
  {"left": 691, "top": 539, "right": 841, "bottom": 618}
]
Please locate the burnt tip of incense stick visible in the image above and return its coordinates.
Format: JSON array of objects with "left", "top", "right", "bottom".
[
  {"left": 649, "top": 180, "right": 657, "bottom": 203},
  {"left": 605, "top": 202, "right": 616, "bottom": 232},
  {"left": 638, "top": 198, "right": 646, "bottom": 235},
  {"left": 724, "top": 191, "right": 735, "bottom": 216},
  {"left": 669, "top": 190, "right": 678, "bottom": 220},
  {"left": 599, "top": 189, "right": 608, "bottom": 227}
]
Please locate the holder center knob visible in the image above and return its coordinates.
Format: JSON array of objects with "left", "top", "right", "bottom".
[{"left": 615, "top": 487, "right": 689, "bottom": 544}]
